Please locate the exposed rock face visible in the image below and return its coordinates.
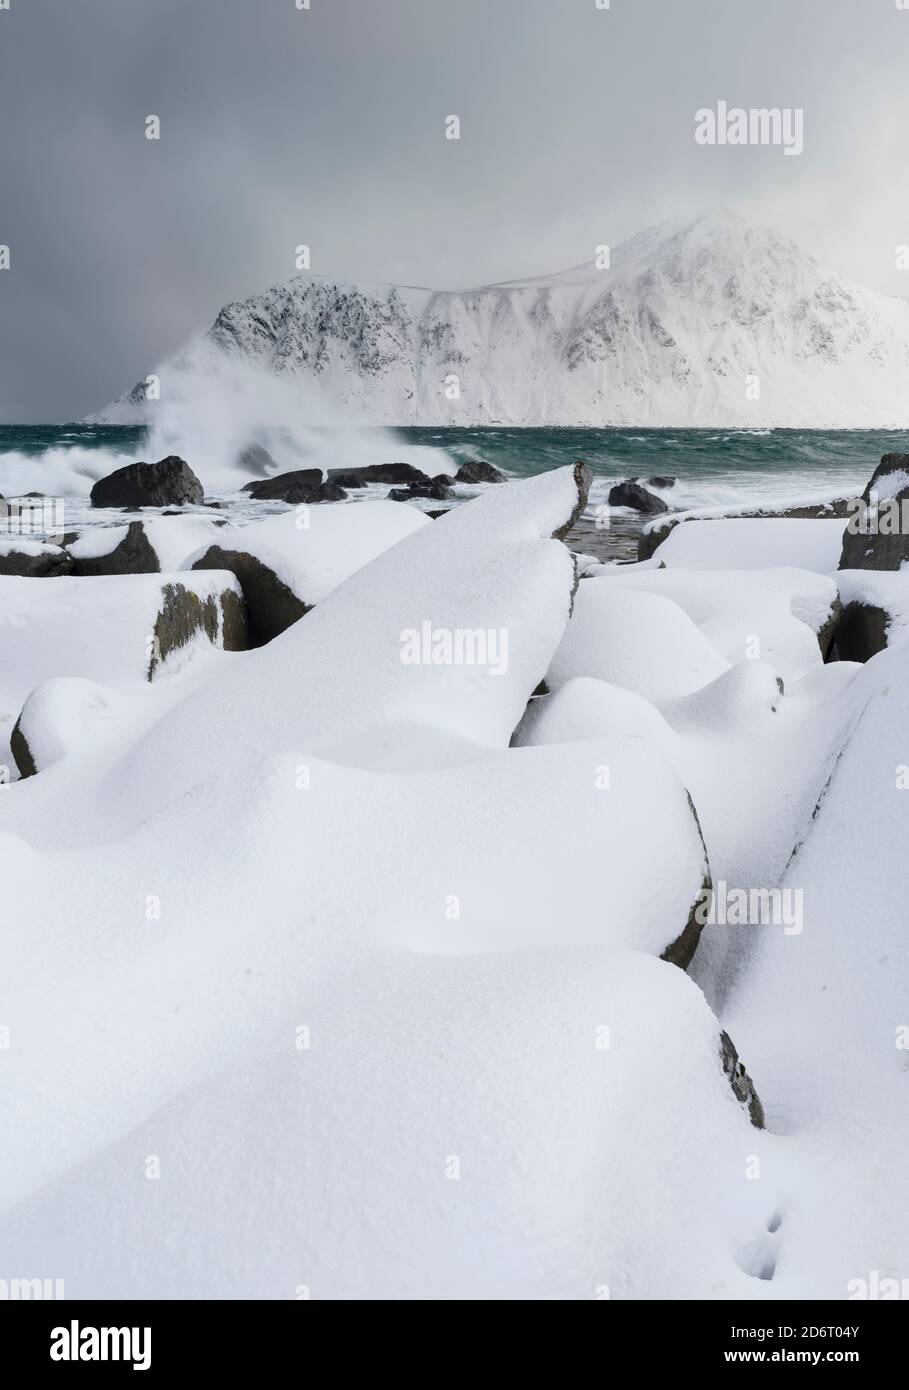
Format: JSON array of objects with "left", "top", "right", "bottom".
[
  {"left": 608, "top": 480, "right": 669, "bottom": 514},
  {"left": 838, "top": 453, "right": 909, "bottom": 571},
  {"left": 455, "top": 461, "right": 507, "bottom": 484},
  {"left": 90, "top": 456, "right": 204, "bottom": 509},
  {"left": 834, "top": 600, "right": 890, "bottom": 662},
  {"left": 9, "top": 716, "right": 37, "bottom": 779},
  {"left": 68, "top": 521, "right": 159, "bottom": 576},
  {"left": 816, "top": 595, "right": 842, "bottom": 660},
  {"left": 0, "top": 543, "right": 71, "bottom": 577},
  {"left": 552, "top": 461, "right": 593, "bottom": 542},
  {"left": 148, "top": 581, "right": 250, "bottom": 678},
  {"left": 191, "top": 546, "right": 308, "bottom": 645},
  {"left": 237, "top": 443, "right": 278, "bottom": 476},
  {"left": 242, "top": 471, "right": 345, "bottom": 504},
  {"left": 388, "top": 480, "right": 454, "bottom": 503},
  {"left": 327, "top": 463, "right": 432, "bottom": 488},
  {"left": 660, "top": 793, "right": 711, "bottom": 971},
  {"left": 719, "top": 1030, "right": 765, "bottom": 1128}
]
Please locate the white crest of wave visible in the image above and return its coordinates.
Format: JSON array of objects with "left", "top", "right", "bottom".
[{"left": 144, "top": 346, "right": 454, "bottom": 489}]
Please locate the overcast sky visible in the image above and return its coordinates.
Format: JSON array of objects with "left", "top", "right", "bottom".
[{"left": 1, "top": 0, "right": 908, "bottom": 421}]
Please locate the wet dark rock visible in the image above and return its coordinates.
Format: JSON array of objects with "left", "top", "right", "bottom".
[
  {"left": 327, "top": 463, "right": 433, "bottom": 488},
  {"left": 608, "top": 480, "right": 669, "bottom": 514},
  {"left": 454, "top": 460, "right": 507, "bottom": 485},
  {"left": 241, "top": 469, "right": 324, "bottom": 501},
  {"left": 388, "top": 479, "right": 454, "bottom": 503},
  {"left": 237, "top": 443, "right": 279, "bottom": 477},
  {"left": 90, "top": 456, "right": 204, "bottom": 509}
]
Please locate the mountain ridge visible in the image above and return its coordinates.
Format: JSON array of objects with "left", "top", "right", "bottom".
[{"left": 89, "top": 212, "right": 909, "bottom": 428}]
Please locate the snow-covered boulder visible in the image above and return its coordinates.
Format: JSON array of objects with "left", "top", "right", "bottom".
[
  {"left": 548, "top": 584, "right": 730, "bottom": 707},
  {"left": 67, "top": 515, "right": 227, "bottom": 576},
  {"left": 722, "top": 639, "right": 909, "bottom": 1293},
  {"left": 580, "top": 567, "right": 840, "bottom": 680},
  {"left": 0, "top": 535, "right": 71, "bottom": 577},
  {"left": 188, "top": 500, "right": 431, "bottom": 644},
  {"left": 649, "top": 517, "right": 847, "bottom": 575},
  {"left": 0, "top": 571, "right": 249, "bottom": 727},
  {"left": 0, "top": 947, "right": 771, "bottom": 1298}
]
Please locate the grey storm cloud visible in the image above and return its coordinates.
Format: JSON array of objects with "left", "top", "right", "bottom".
[{"left": 0, "top": 0, "right": 907, "bottom": 421}]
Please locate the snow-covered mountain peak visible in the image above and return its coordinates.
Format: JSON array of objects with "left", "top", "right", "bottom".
[{"left": 90, "top": 212, "right": 909, "bottom": 428}]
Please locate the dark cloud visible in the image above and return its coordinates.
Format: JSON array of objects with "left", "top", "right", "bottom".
[{"left": 1, "top": 0, "right": 906, "bottom": 420}]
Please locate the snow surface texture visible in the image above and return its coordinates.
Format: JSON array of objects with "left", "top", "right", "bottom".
[
  {"left": 183, "top": 499, "right": 430, "bottom": 606},
  {"left": 0, "top": 464, "right": 903, "bottom": 1299},
  {"left": 91, "top": 211, "right": 909, "bottom": 429},
  {"left": 648, "top": 518, "right": 848, "bottom": 575}
]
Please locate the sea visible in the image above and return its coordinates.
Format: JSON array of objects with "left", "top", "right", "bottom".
[{"left": 0, "top": 424, "right": 904, "bottom": 561}]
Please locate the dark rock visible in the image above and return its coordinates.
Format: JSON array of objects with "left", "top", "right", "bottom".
[
  {"left": 608, "top": 480, "right": 669, "bottom": 515},
  {"left": 241, "top": 469, "right": 323, "bottom": 500},
  {"left": 327, "top": 462, "right": 433, "bottom": 488},
  {"left": 426, "top": 509, "right": 450, "bottom": 520},
  {"left": 660, "top": 792, "right": 711, "bottom": 971},
  {"left": 0, "top": 544, "right": 71, "bottom": 577},
  {"left": 191, "top": 545, "right": 307, "bottom": 646},
  {"left": 388, "top": 479, "right": 454, "bottom": 503},
  {"left": 148, "top": 580, "right": 250, "bottom": 678},
  {"left": 243, "top": 474, "right": 346, "bottom": 504},
  {"left": 643, "top": 475, "right": 676, "bottom": 489},
  {"left": 552, "top": 461, "right": 593, "bottom": 542},
  {"left": 834, "top": 600, "right": 890, "bottom": 663},
  {"left": 454, "top": 460, "right": 507, "bottom": 485},
  {"left": 90, "top": 456, "right": 204, "bottom": 509},
  {"left": 816, "top": 595, "right": 842, "bottom": 660},
  {"left": 839, "top": 454, "right": 909, "bottom": 571},
  {"left": 720, "top": 1030, "right": 765, "bottom": 1128},
  {"left": 9, "top": 715, "right": 37, "bottom": 780},
  {"left": 237, "top": 443, "right": 279, "bottom": 477},
  {"left": 68, "top": 520, "right": 159, "bottom": 576}
]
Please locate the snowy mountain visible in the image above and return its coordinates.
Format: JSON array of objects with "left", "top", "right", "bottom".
[{"left": 90, "top": 211, "right": 909, "bottom": 428}]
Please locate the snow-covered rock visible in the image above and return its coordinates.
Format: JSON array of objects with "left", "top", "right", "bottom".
[
  {"left": 0, "top": 571, "right": 248, "bottom": 725},
  {"left": 580, "top": 566, "right": 839, "bottom": 680},
  {"left": 187, "top": 500, "right": 431, "bottom": 643},
  {"left": 89, "top": 211, "right": 909, "bottom": 429},
  {"left": 548, "top": 584, "right": 731, "bottom": 707},
  {"left": 0, "top": 535, "right": 71, "bottom": 577},
  {"left": 648, "top": 517, "right": 848, "bottom": 575},
  {"left": 68, "top": 515, "right": 226, "bottom": 576}
]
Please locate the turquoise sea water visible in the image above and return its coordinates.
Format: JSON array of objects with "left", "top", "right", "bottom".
[{"left": 1, "top": 424, "right": 906, "bottom": 529}]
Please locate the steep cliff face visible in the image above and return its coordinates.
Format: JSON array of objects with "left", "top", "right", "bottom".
[{"left": 90, "top": 211, "right": 909, "bottom": 427}]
